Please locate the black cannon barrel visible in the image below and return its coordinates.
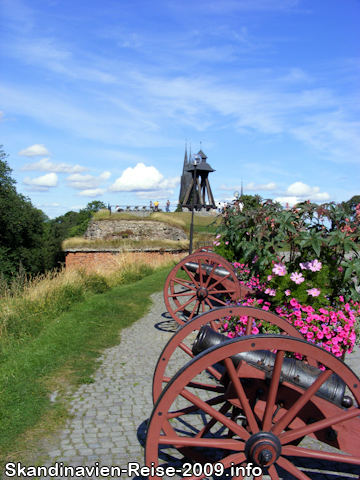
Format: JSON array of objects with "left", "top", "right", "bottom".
[
  {"left": 192, "top": 326, "right": 351, "bottom": 408},
  {"left": 183, "top": 261, "right": 234, "bottom": 281}
]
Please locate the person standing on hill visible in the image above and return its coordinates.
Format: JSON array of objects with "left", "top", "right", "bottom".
[
  {"left": 166, "top": 200, "right": 170, "bottom": 212},
  {"left": 154, "top": 200, "right": 159, "bottom": 211}
]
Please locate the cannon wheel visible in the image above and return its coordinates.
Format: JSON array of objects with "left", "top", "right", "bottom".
[
  {"left": 164, "top": 252, "right": 241, "bottom": 325},
  {"left": 146, "top": 335, "right": 360, "bottom": 480},
  {"left": 152, "top": 305, "right": 312, "bottom": 404}
]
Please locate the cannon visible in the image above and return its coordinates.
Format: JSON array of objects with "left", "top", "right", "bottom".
[
  {"left": 193, "top": 325, "right": 353, "bottom": 408},
  {"left": 164, "top": 252, "right": 253, "bottom": 325},
  {"left": 146, "top": 307, "right": 360, "bottom": 478},
  {"left": 152, "top": 305, "right": 311, "bottom": 403}
]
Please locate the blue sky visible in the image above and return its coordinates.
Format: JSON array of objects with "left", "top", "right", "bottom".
[{"left": 1, "top": 0, "right": 359, "bottom": 218}]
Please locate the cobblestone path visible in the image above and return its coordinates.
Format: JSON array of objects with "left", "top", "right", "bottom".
[{"left": 10, "top": 291, "right": 360, "bottom": 480}]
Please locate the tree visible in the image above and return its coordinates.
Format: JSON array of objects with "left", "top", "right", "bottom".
[
  {"left": 239, "top": 194, "right": 263, "bottom": 211},
  {"left": 0, "top": 146, "right": 47, "bottom": 277},
  {"left": 84, "top": 200, "right": 106, "bottom": 213}
]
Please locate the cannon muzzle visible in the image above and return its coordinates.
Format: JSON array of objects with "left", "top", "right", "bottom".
[{"left": 192, "top": 326, "right": 352, "bottom": 408}]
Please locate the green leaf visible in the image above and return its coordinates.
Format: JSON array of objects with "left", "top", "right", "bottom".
[{"left": 311, "top": 237, "right": 321, "bottom": 256}]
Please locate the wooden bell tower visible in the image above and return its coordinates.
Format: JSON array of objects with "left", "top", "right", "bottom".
[{"left": 181, "top": 150, "right": 216, "bottom": 211}]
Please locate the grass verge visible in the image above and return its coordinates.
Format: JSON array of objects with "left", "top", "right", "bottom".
[{"left": 0, "top": 267, "right": 170, "bottom": 466}]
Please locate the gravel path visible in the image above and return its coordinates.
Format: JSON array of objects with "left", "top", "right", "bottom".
[{"left": 5, "top": 291, "right": 360, "bottom": 480}]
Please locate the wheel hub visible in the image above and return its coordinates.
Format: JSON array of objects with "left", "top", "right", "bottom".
[
  {"left": 196, "top": 286, "right": 208, "bottom": 300},
  {"left": 244, "top": 431, "right": 282, "bottom": 467}
]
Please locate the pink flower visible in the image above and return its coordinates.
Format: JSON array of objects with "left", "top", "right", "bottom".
[
  {"left": 267, "top": 275, "right": 273, "bottom": 281},
  {"left": 306, "top": 331, "right": 314, "bottom": 340},
  {"left": 308, "top": 259, "right": 322, "bottom": 272},
  {"left": 299, "top": 262, "right": 309, "bottom": 270},
  {"left": 285, "top": 289, "right": 291, "bottom": 296},
  {"left": 225, "top": 241, "right": 229, "bottom": 245},
  {"left": 307, "top": 288, "right": 321, "bottom": 297},
  {"left": 216, "top": 234, "right": 221, "bottom": 239},
  {"left": 272, "top": 263, "right": 287, "bottom": 276},
  {"left": 339, "top": 295, "right": 344, "bottom": 302},
  {"left": 300, "top": 326, "right": 308, "bottom": 334},
  {"left": 290, "top": 298, "right": 300, "bottom": 307},
  {"left": 252, "top": 327, "right": 259, "bottom": 334},
  {"left": 290, "top": 272, "right": 304, "bottom": 284}
]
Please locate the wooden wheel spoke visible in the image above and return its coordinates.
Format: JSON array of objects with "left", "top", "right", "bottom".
[
  {"left": 195, "top": 401, "right": 233, "bottom": 438},
  {"left": 210, "top": 319, "right": 222, "bottom": 331},
  {"left": 173, "top": 295, "right": 196, "bottom": 314},
  {"left": 245, "top": 316, "right": 253, "bottom": 336},
  {"left": 208, "top": 287, "right": 237, "bottom": 295},
  {"left": 271, "top": 368, "right": 333, "bottom": 435},
  {"left": 184, "top": 380, "right": 224, "bottom": 393},
  {"left": 167, "top": 394, "right": 227, "bottom": 419},
  {"left": 205, "top": 364, "right": 223, "bottom": 381},
  {"left": 276, "top": 456, "right": 312, "bottom": 480},
  {"left": 172, "top": 277, "right": 196, "bottom": 288},
  {"left": 201, "top": 300, "right": 206, "bottom": 313},
  {"left": 208, "top": 272, "right": 231, "bottom": 290},
  {"left": 198, "top": 259, "right": 204, "bottom": 286},
  {"left": 282, "top": 444, "right": 360, "bottom": 465},
  {"left": 204, "top": 263, "right": 217, "bottom": 288},
  {"left": 158, "top": 435, "right": 245, "bottom": 450},
  {"left": 262, "top": 350, "right": 285, "bottom": 431},
  {"left": 207, "top": 294, "right": 228, "bottom": 305},
  {"left": 268, "top": 464, "right": 279, "bottom": 480},
  {"left": 279, "top": 406, "right": 360, "bottom": 445},
  {"left": 224, "top": 358, "right": 259, "bottom": 433},
  {"left": 168, "top": 290, "right": 196, "bottom": 297},
  {"left": 180, "top": 387, "right": 251, "bottom": 440},
  {"left": 188, "top": 300, "right": 200, "bottom": 320},
  {"left": 205, "top": 297, "right": 215, "bottom": 309},
  {"left": 182, "top": 264, "right": 200, "bottom": 288}
]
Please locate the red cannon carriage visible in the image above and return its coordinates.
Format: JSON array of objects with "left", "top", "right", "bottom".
[{"left": 145, "top": 253, "right": 360, "bottom": 479}]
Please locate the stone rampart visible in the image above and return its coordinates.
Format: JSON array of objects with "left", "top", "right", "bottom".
[{"left": 84, "top": 220, "right": 187, "bottom": 242}]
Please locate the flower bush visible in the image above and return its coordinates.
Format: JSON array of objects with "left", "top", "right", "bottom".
[
  {"left": 214, "top": 200, "right": 360, "bottom": 357},
  {"left": 222, "top": 261, "right": 360, "bottom": 358},
  {"left": 214, "top": 200, "right": 360, "bottom": 304}
]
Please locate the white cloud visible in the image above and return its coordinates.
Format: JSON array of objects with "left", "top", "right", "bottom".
[
  {"left": 285, "top": 182, "right": 320, "bottom": 196},
  {"left": 245, "top": 182, "right": 278, "bottom": 191},
  {"left": 23, "top": 173, "right": 58, "bottom": 191},
  {"left": 66, "top": 171, "right": 111, "bottom": 190},
  {"left": 18, "top": 144, "right": 51, "bottom": 157},
  {"left": 108, "top": 163, "right": 179, "bottom": 192},
  {"left": 21, "top": 158, "right": 89, "bottom": 174},
  {"left": 274, "top": 182, "right": 331, "bottom": 207},
  {"left": 75, "top": 188, "right": 107, "bottom": 197}
]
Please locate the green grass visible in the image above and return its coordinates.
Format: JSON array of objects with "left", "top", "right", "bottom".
[
  {"left": 92, "top": 209, "right": 221, "bottom": 231},
  {"left": 0, "top": 267, "right": 171, "bottom": 464}
]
